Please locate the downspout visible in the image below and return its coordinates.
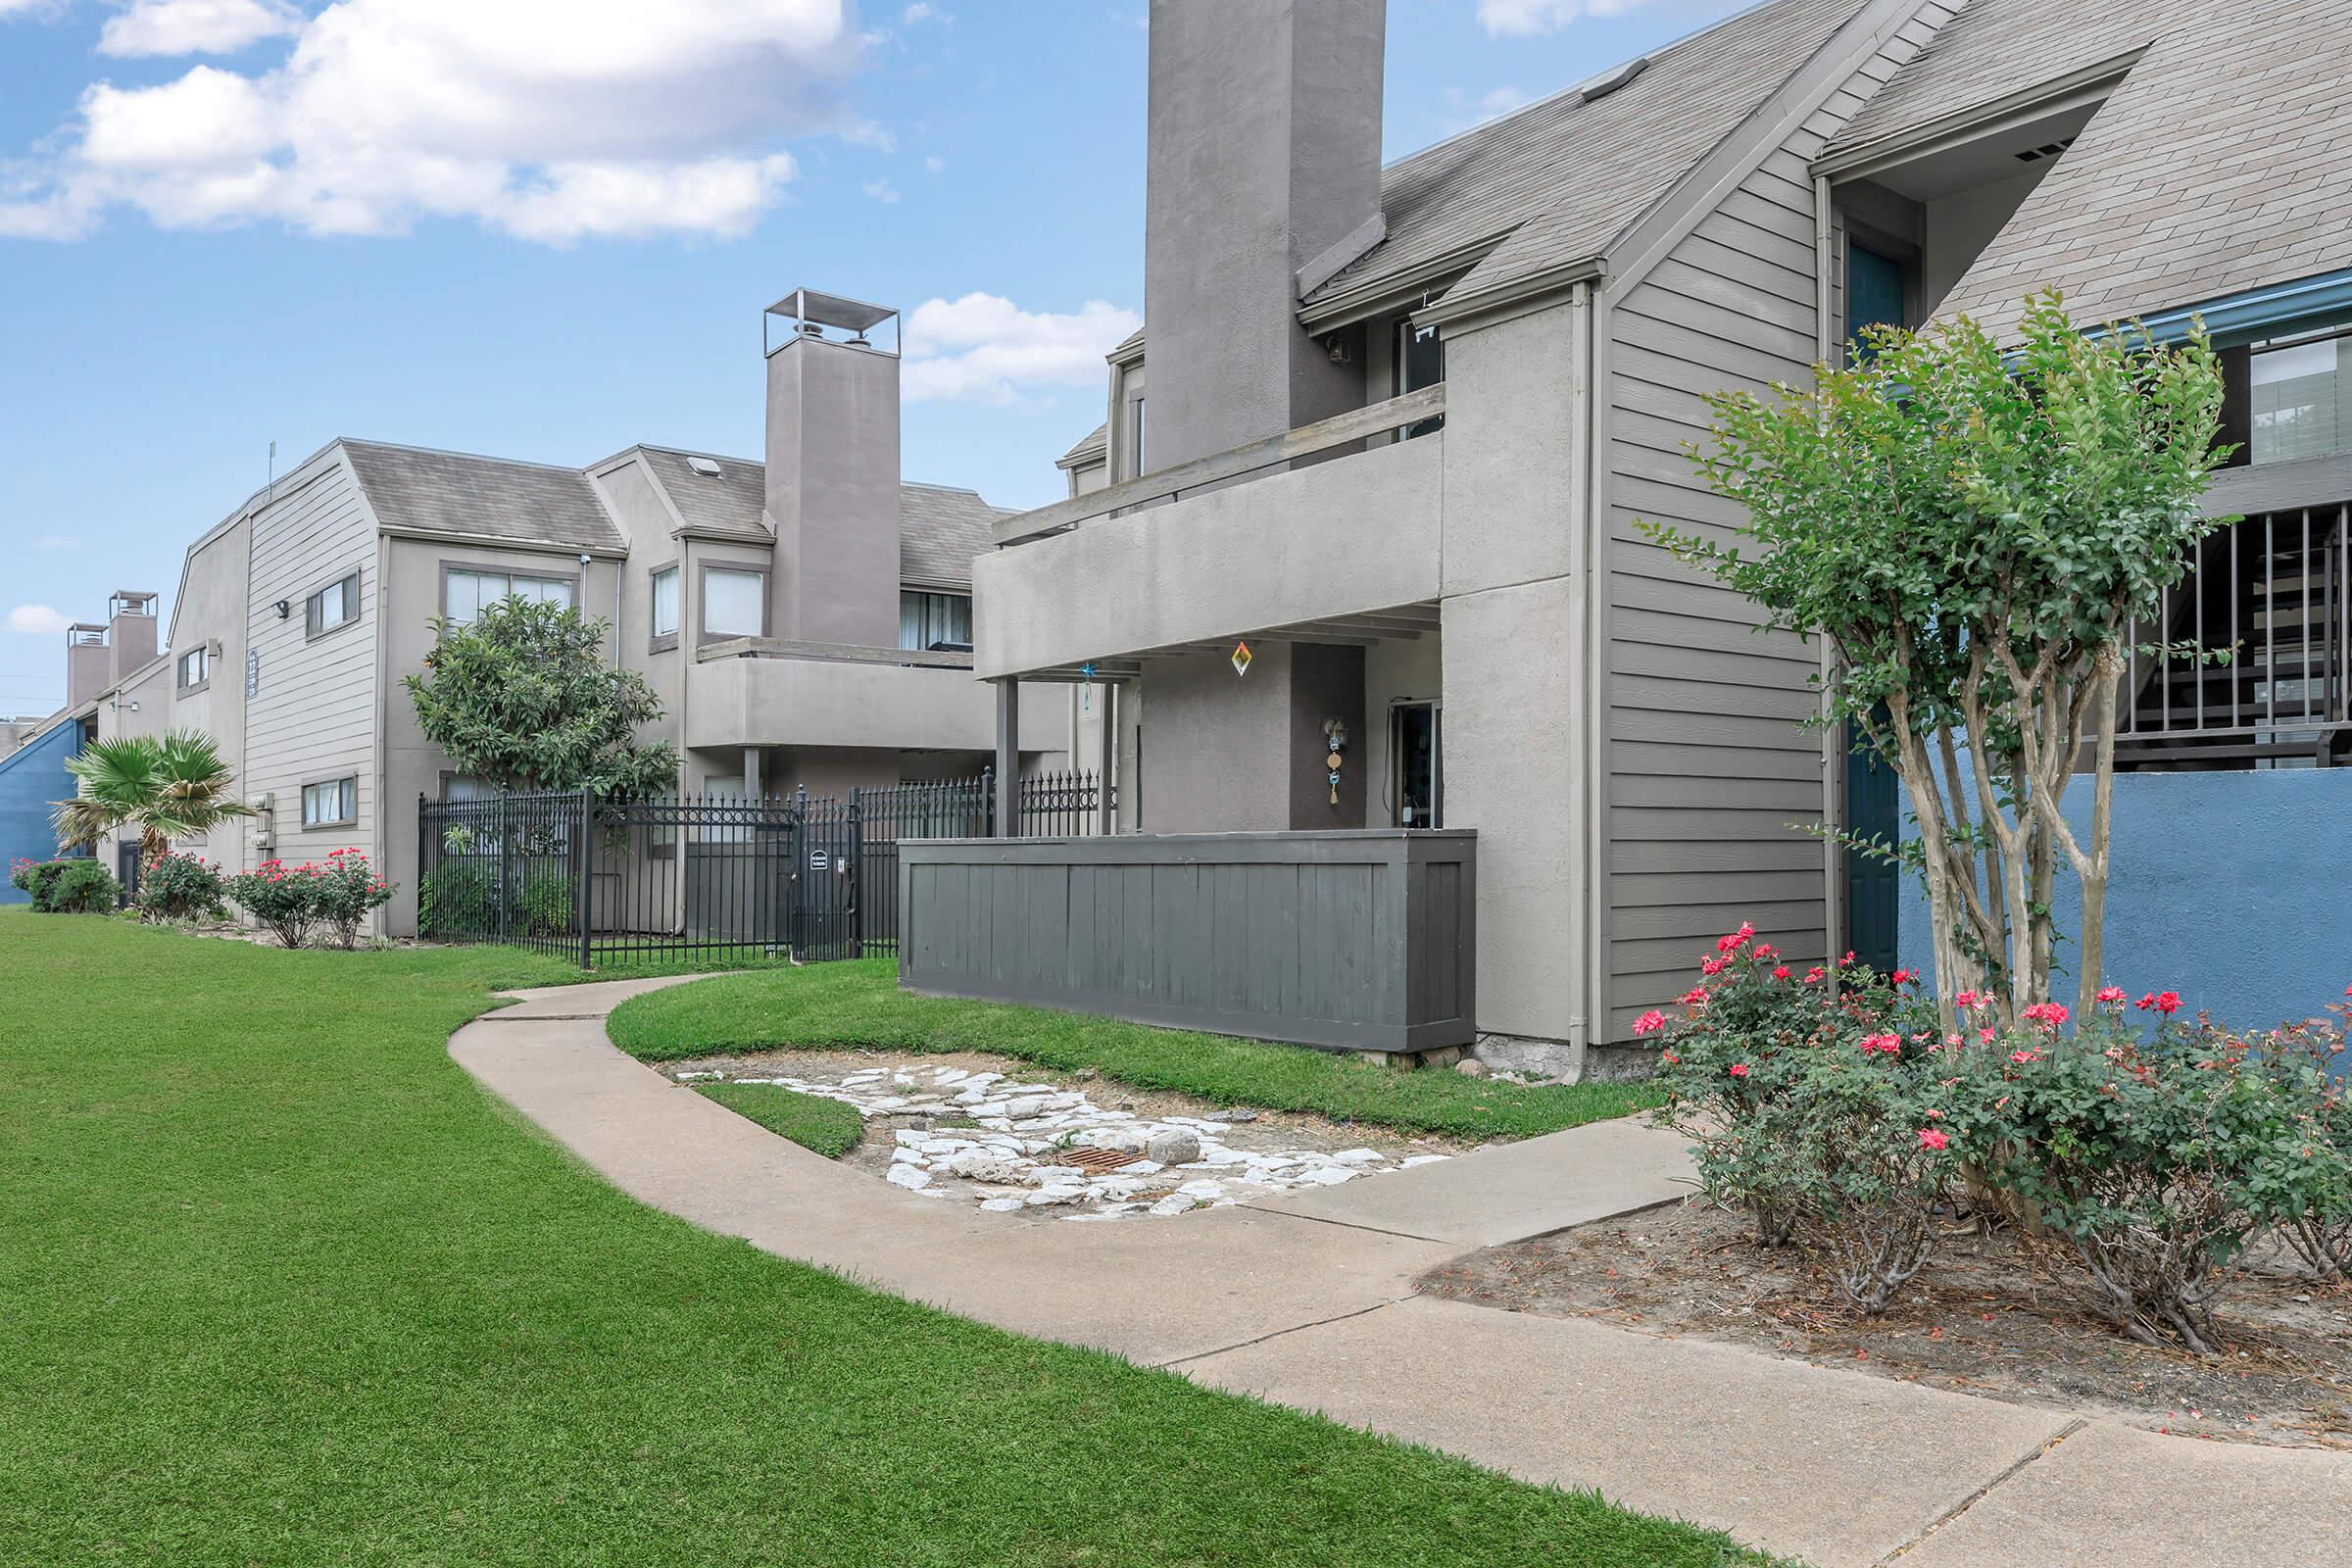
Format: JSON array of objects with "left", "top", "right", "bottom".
[
  {"left": 1570, "top": 277, "right": 1602, "bottom": 1070},
  {"left": 1814, "top": 172, "right": 1842, "bottom": 965}
]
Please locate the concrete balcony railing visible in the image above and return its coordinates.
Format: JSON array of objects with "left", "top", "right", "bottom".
[
  {"left": 687, "top": 639, "right": 1060, "bottom": 753},
  {"left": 975, "top": 386, "right": 1446, "bottom": 680}
]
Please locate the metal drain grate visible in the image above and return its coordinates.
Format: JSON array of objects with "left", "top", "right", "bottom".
[{"left": 1061, "top": 1147, "right": 1142, "bottom": 1174}]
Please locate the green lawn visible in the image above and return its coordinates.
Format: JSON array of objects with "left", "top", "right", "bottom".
[
  {"left": 0, "top": 910, "right": 1764, "bottom": 1566},
  {"left": 610, "top": 958, "right": 1662, "bottom": 1141},
  {"left": 693, "top": 1080, "right": 865, "bottom": 1157}
]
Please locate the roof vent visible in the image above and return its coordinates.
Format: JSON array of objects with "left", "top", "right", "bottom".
[
  {"left": 2014, "top": 137, "right": 2076, "bottom": 164},
  {"left": 1578, "top": 56, "right": 1648, "bottom": 103},
  {"left": 686, "top": 456, "right": 723, "bottom": 478}
]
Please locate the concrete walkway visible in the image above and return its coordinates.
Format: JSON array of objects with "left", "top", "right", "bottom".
[{"left": 455, "top": 978, "right": 2352, "bottom": 1568}]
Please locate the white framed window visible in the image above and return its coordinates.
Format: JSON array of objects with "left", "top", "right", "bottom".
[
  {"left": 650, "top": 564, "right": 681, "bottom": 641},
  {"left": 176, "top": 647, "right": 210, "bottom": 690},
  {"left": 1396, "top": 320, "right": 1446, "bottom": 437},
  {"left": 702, "top": 567, "right": 765, "bottom": 639},
  {"left": 444, "top": 567, "right": 576, "bottom": 626},
  {"left": 301, "top": 776, "right": 358, "bottom": 828},
  {"left": 306, "top": 572, "right": 360, "bottom": 638},
  {"left": 899, "top": 590, "right": 973, "bottom": 652}
]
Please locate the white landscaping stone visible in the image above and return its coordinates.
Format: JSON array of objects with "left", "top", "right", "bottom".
[
  {"left": 1399, "top": 1154, "right": 1450, "bottom": 1169},
  {"left": 1025, "top": 1186, "right": 1086, "bottom": 1206},
  {"left": 890, "top": 1150, "right": 925, "bottom": 1166},
  {"left": 1332, "top": 1148, "right": 1383, "bottom": 1163},
  {"left": 1304, "top": 1166, "right": 1358, "bottom": 1186},
  {"left": 978, "top": 1196, "right": 1026, "bottom": 1212},
  {"left": 1148, "top": 1194, "right": 1201, "bottom": 1216},
  {"left": 1146, "top": 1130, "right": 1201, "bottom": 1164},
  {"left": 885, "top": 1165, "right": 932, "bottom": 1190}
]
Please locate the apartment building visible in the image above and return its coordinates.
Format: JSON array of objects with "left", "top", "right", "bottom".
[
  {"left": 956, "top": 0, "right": 2352, "bottom": 1074},
  {"left": 0, "top": 290, "right": 1078, "bottom": 926}
]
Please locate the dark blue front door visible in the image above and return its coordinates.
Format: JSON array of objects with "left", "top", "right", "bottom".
[{"left": 1844, "top": 245, "right": 1908, "bottom": 972}]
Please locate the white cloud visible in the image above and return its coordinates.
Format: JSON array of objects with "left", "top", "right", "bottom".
[
  {"left": 1476, "top": 0, "right": 1643, "bottom": 34},
  {"left": 923, "top": 154, "right": 945, "bottom": 175},
  {"left": 32, "top": 536, "right": 71, "bottom": 550},
  {"left": 8, "top": 605, "right": 72, "bottom": 636},
  {"left": 0, "top": 0, "right": 865, "bottom": 242},
  {"left": 99, "top": 0, "right": 303, "bottom": 57},
  {"left": 900, "top": 3, "right": 949, "bottom": 23},
  {"left": 903, "top": 293, "right": 1141, "bottom": 406},
  {"left": 861, "top": 177, "right": 899, "bottom": 203}
]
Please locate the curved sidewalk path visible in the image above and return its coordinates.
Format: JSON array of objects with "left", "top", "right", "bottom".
[{"left": 455, "top": 978, "right": 2352, "bottom": 1568}]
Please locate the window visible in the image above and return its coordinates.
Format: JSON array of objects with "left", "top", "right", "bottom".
[
  {"left": 1131, "top": 396, "right": 1147, "bottom": 473},
  {"left": 900, "top": 590, "right": 973, "bottom": 652},
  {"left": 301, "top": 776, "right": 357, "bottom": 827},
  {"left": 1392, "top": 703, "right": 1442, "bottom": 828},
  {"left": 443, "top": 566, "right": 575, "bottom": 626},
  {"left": 650, "top": 565, "right": 680, "bottom": 642},
  {"left": 1396, "top": 321, "right": 1445, "bottom": 437},
  {"left": 176, "top": 647, "right": 210, "bottom": 691},
  {"left": 702, "top": 567, "right": 765, "bottom": 639},
  {"left": 2251, "top": 330, "right": 2352, "bottom": 466},
  {"left": 305, "top": 572, "right": 359, "bottom": 638}
]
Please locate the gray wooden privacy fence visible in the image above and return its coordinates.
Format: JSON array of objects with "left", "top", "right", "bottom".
[{"left": 898, "top": 831, "right": 1476, "bottom": 1053}]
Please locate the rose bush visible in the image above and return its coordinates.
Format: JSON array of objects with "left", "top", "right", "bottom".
[
  {"left": 1650, "top": 928, "right": 1956, "bottom": 1309},
  {"left": 1649, "top": 926, "right": 2352, "bottom": 1349},
  {"left": 225, "top": 852, "right": 397, "bottom": 949},
  {"left": 135, "top": 852, "right": 228, "bottom": 922}
]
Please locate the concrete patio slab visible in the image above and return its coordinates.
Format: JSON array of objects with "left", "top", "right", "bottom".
[
  {"left": 1898, "top": 1418, "right": 2352, "bottom": 1568},
  {"left": 1242, "top": 1112, "right": 1693, "bottom": 1246},
  {"left": 1179, "top": 1293, "right": 2072, "bottom": 1568}
]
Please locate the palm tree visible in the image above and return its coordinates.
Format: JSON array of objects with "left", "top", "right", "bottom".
[{"left": 52, "top": 730, "right": 252, "bottom": 877}]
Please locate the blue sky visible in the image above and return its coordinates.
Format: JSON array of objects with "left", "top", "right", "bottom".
[{"left": 0, "top": 0, "right": 1746, "bottom": 715}]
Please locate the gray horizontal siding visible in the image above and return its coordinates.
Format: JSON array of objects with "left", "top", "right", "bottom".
[{"left": 1598, "top": 1, "right": 1950, "bottom": 1039}]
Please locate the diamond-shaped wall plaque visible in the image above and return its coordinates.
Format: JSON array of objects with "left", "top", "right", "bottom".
[{"left": 1231, "top": 640, "right": 1253, "bottom": 676}]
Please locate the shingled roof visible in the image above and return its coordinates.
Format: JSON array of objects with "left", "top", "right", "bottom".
[
  {"left": 1930, "top": 0, "right": 2352, "bottom": 336},
  {"left": 637, "top": 446, "right": 769, "bottom": 543},
  {"left": 1304, "top": 0, "right": 1870, "bottom": 315},
  {"left": 341, "top": 439, "right": 624, "bottom": 553}
]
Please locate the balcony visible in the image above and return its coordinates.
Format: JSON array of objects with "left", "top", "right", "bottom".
[
  {"left": 976, "top": 386, "right": 1446, "bottom": 680},
  {"left": 687, "top": 638, "right": 1061, "bottom": 753}
]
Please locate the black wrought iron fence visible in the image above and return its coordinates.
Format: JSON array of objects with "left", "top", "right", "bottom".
[{"left": 416, "top": 768, "right": 1109, "bottom": 966}]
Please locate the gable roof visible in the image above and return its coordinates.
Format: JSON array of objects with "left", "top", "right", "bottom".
[
  {"left": 341, "top": 439, "right": 625, "bottom": 554},
  {"left": 1303, "top": 0, "right": 1871, "bottom": 318},
  {"left": 1056, "top": 422, "right": 1108, "bottom": 470},
  {"left": 621, "top": 445, "right": 1004, "bottom": 590},
  {"left": 637, "top": 446, "right": 769, "bottom": 543},
  {"left": 1930, "top": 0, "right": 2352, "bottom": 336},
  {"left": 1825, "top": 0, "right": 2168, "bottom": 157}
]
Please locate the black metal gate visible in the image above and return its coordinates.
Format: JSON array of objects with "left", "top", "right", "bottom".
[{"left": 416, "top": 769, "right": 1105, "bottom": 967}]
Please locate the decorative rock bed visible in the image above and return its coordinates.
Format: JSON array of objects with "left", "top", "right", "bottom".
[{"left": 672, "top": 1058, "right": 1454, "bottom": 1221}]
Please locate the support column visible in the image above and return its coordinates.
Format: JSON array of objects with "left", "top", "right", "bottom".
[
  {"left": 742, "top": 746, "right": 763, "bottom": 803},
  {"left": 1095, "top": 682, "right": 1118, "bottom": 834},
  {"left": 994, "top": 680, "right": 1019, "bottom": 837}
]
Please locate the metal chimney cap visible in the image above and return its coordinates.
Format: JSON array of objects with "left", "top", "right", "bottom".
[{"left": 765, "top": 289, "right": 898, "bottom": 334}]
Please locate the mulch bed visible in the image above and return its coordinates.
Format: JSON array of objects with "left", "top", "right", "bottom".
[{"left": 1419, "top": 1199, "right": 2352, "bottom": 1447}]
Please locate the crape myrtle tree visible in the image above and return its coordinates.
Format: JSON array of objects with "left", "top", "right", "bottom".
[
  {"left": 404, "top": 597, "right": 680, "bottom": 799},
  {"left": 1646, "top": 293, "right": 2230, "bottom": 1028}
]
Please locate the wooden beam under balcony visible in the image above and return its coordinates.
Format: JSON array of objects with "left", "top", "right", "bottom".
[{"left": 991, "top": 383, "right": 1446, "bottom": 547}]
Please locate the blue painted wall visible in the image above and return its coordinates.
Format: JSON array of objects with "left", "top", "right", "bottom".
[
  {"left": 1898, "top": 767, "right": 2352, "bottom": 1029},
  {"left": 0, "top": 722, "right": 78, "bottom": 902}
]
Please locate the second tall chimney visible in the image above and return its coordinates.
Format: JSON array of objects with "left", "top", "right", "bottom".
[
  {"left": 762, "top": 290, "right": 904, "bottom": 650},
  {"left": 1144, "top": 0, "right": 1386, "bottom": 470}
]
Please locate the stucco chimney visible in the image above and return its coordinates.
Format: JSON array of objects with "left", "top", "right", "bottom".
[
  {"left": 761, "top": 290, "right": 904, "bottom": 650},
  {"left": 107, "top": 590, "right": 158, "bottom": 685},
  {"left": 1144, "top": 0, "right": 1386, "bottom": 469},
  {"left": 66, "top": 623, "right": 111, "bottom": 710}
]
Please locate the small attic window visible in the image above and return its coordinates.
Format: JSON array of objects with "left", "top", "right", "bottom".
[
  {"left": 1578, "top": 56, "right": 1647, "bottom": 103},
  {"left": 686, "top": 456, "right": 723, "bottom": 477}
]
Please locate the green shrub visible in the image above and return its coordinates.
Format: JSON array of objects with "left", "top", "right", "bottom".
[
  {"left": 10, "top": 858, "right": 71, "bottom": 910},
  {"left": 45, "top": 859, "right": 122, "bottom": 914},
  {"left": 1648, "top": 927, "right": 1952, "bottom": 1311},
  {"left": 226, "top": 860, "right": 318, "bottom": 948},
  {"left": 1953, "top": 993, "right": 2352, "bottom": 1353},
  {"left": 312, "top": 850, "right": 395, "bottom": 950},
  {"left": 418, "top": 861, "right": 494, "bottom": 938},
  {"left": 136, "top": 853, "right": 228, "bottom": 922}
]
